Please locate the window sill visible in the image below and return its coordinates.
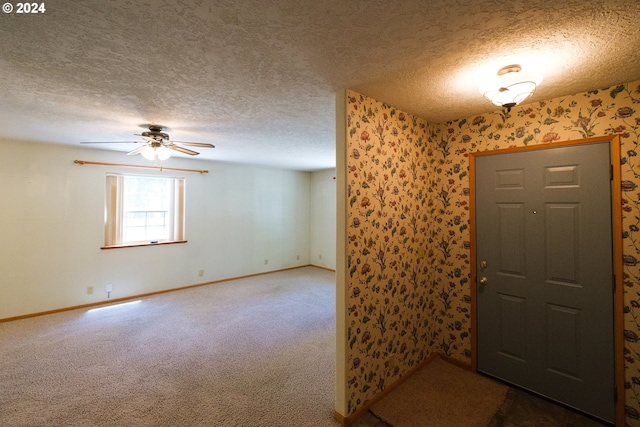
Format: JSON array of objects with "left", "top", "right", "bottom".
[{"left": 101, "top": 240, "right": 187, "bottom": 250}]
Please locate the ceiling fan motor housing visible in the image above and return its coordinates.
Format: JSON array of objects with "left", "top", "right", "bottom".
[{"left": 142, "top": 126, "right": 170, "bottom": 141}]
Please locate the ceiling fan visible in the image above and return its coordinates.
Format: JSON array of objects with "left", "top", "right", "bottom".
[{"left": 81, "top": 124, "right": 215, "bottom": 161}]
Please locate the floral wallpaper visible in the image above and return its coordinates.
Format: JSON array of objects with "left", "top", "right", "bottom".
[
  {"left": 345, "top": 93, "right": 436, "bottom": 414},
  {"left": 344, "top": 81, "right": 640, "bottom": 425}
]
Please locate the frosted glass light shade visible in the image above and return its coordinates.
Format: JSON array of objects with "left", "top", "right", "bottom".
[
  {"left": 156, "top": 146, "right": 171, "bottom": 161},
  {"left": 140, "top": 146, "right": 156, "bottom": 160},
  {"left": 140, "top": 145, "right": 171, "bottom": 161},
  {"left": 479, "top": 65, "right": 543, "bottom": 109}
]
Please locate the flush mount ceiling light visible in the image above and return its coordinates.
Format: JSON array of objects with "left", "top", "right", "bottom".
[{"left": 479, "top": 64, "right": 543, "bottom": 111}]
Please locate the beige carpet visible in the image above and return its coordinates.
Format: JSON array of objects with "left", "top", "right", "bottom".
[
  {"left": 0, "top": 267, "right": 340, "bottom": 427},
  {"left": 370, "top": 356, "right": 509, "bottom": 427}
]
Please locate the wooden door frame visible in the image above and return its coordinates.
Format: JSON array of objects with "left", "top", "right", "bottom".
[{"left": 469, "top": 135, "right": 624, "bottom": 425}]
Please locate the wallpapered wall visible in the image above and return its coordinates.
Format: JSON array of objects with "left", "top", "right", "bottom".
[{"left": 344, "top": 80, "right": 640, "bottom": 424}]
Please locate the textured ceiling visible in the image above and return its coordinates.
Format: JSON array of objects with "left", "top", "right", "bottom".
[{"left": 1, "top": 0, "right": 639, "bottom": 170}]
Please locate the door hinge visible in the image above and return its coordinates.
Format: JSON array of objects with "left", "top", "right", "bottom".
[
  {"left": 613, "top": 274, "right": 616, "bottom": 293},
  {"left": 611, "top": 164, "right": 614, "bottom": 181}
]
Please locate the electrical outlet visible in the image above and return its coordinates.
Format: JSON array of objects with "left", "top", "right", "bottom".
[
  {"left": 319, "top": 254, "right": 322, "bottom": 260},
  {"left": 296, "top": 254, "right": 300, "bottom": 261},
  {"left": 264, "top": 259, "right": 268, "bottom": 265},
  {"left": 87, "top": 286, "right": 94, "bottom": 295},
  {"left": 198, "top": 269, "right": 204, "bottom": 277},
  {"left": 106, "top": 283, "right": 113, "bottom": 292}
]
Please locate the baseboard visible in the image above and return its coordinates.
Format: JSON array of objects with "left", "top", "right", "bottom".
[
  {"left": 336, "top": 352, "right": 472, "bottom": 426},
  {"left": 333, "top": 410, "right": 347, "bottom": 425},
  {"left": 310, "top": 264, "right": 336, "bottom": 272},
  {"left": 438, "top": 353, "right": 473, "bottom": 371},
  {"left": 0, "top": 265, "right": 325, "bottom": 323},
  {"left": 337, "top": 352, "right": 443, "bottom": 426}
]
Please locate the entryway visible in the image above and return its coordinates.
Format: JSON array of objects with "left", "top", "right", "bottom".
[{"left": 471, "top": 138, "right": 622, "bottom": 424}]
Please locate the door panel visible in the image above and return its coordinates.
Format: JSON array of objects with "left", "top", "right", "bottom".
[
  {"left": 497, "top": 293, "right": 527, "bottom": 361},
  {"left": 498, "top": 203, "right": 525, "bottom": 275},
  {"left": 546, "top": 303, "right": 581, "bottom": 379},
  {"left": 475, "top": 142, "right": 615, "bottom": 423},
  {"left": 545, "top": 204, "right": 579, "bottom": 284}
]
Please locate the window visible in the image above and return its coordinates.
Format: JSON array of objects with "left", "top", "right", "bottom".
[{"left": 103, "top": 173, "right": 186, "bottom": 248}]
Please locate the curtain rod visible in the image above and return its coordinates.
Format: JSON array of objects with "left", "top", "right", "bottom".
[{"left": 74, "top": 160, "right": 208, "bottom": 174}]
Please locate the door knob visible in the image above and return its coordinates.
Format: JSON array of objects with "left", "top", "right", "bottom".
[{"left": 479, "top": 277, "right": 488, "bottom": 286}]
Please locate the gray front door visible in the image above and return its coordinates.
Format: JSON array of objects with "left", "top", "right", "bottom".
[{"left": 475, "top": 142, "right": 615, "bottom": 423}]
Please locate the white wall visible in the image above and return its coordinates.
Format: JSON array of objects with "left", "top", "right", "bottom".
[
  {"left": 0, "top": 139, "right": 312, "bottom": 319},
  {"left": 309, "top": 168, "right": 336, "bottom": 270}
]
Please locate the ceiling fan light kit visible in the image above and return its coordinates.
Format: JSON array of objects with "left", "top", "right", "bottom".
[
  {"left": 140, "top": 144, "right": 171, "bottom": 161},
  {"left": 479, "top": 64, "right": 543, "bottom": 110},
  {"left": 81, "top": 124, "right": 215, "bottom": 161}
]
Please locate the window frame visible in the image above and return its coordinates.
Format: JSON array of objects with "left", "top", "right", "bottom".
[{"left": 102, "top": 173, "right": 187, "bottom": 249}]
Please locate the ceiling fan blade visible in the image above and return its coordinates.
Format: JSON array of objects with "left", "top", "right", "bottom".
[
  {"left": 135, "top": 134, "right": 157, "bottom": 142},
  {"left": 166, "top": 144, "right": 199, "bottom": 156},
  {"left": 80, "top": 141, "right": 140, "bottom": 144},
  {"left": 170, "top": 141, "right": 215, "bottom": 148},
  {"left": 126, "top": 145, "right": 149, "bottom": 155}
]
